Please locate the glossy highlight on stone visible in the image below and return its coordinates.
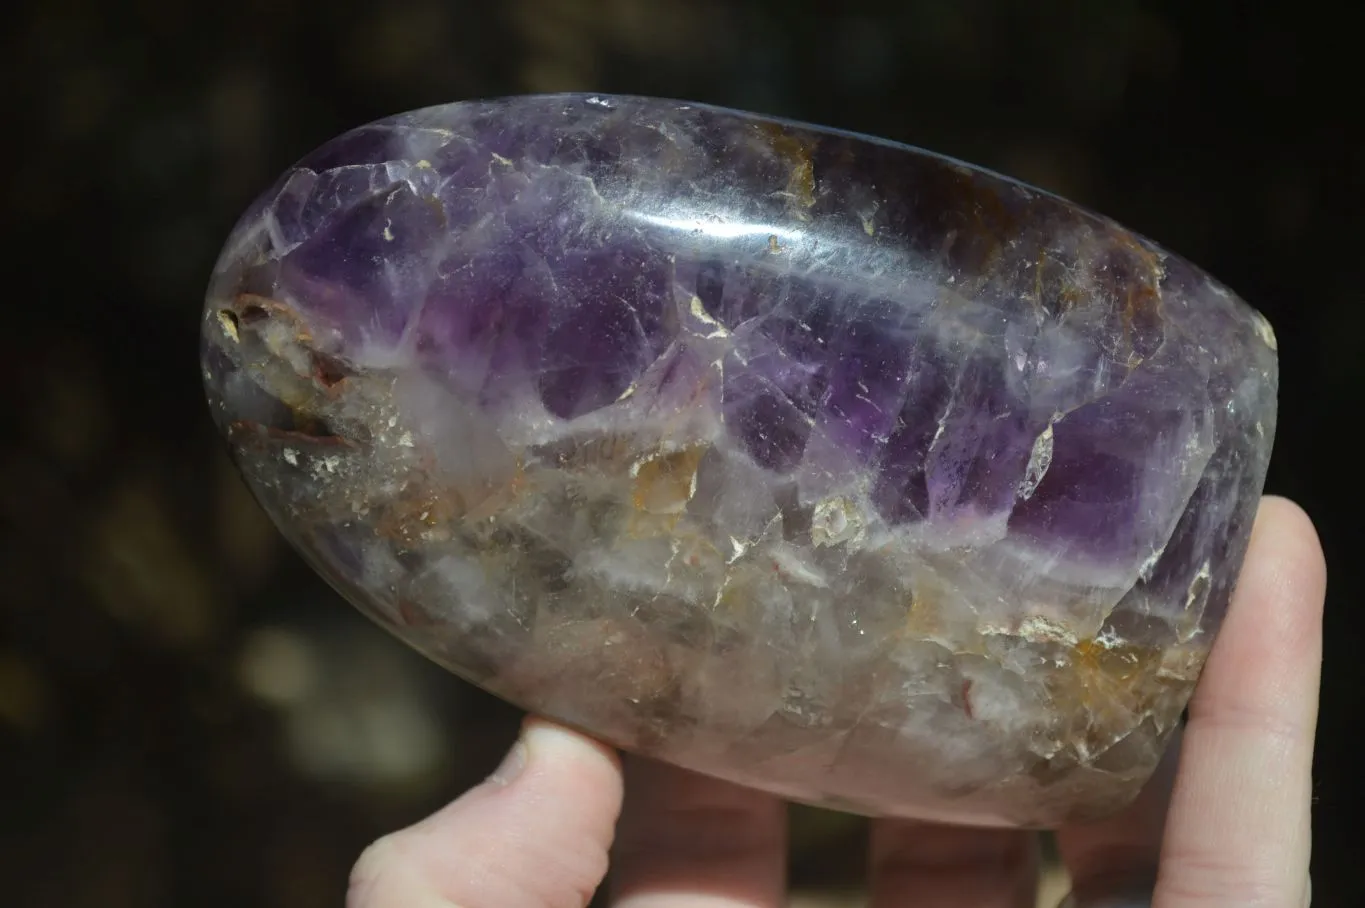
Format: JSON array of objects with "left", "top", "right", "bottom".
[{"left": 201, "top": 94, "right": 1278, "bottom": 827}]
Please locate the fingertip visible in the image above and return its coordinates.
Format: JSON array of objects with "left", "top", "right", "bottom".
[
  {"left": 517, "top": 715, "right": 623, "bottom": 793},
  {"left": 1152, "top": 494, "right": 1326, "bottom": 906},
  {"left": 1249, "top": 495, "right": 1327, "bottom": 615},
  {"left": 1195, "top": 494, "right": 1326, "bottom": 715},
  {"left": 350, "top": 717, "right": 623, "bottom": 908}
]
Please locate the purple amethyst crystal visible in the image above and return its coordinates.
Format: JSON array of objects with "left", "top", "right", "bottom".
[{"left": 201, "top": 94, "right": 1278, "bottom": 827}]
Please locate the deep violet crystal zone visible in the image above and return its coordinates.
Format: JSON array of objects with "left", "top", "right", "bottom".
[{"left": 201, "top": 94, "right": 1277, "bottom": 827}]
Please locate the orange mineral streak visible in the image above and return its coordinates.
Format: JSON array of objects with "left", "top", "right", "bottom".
[
  {"left": 626, "top": 445, "right": 707, "bottom": 537},
  {"left": 755, "top": 121, "right": 817, "bottom": 216},
  {"left": 375, "top": 459, "right": 530, "bottom": 544},
  {"left": 1045, "top": 636, "right": 1182, "bottom": 760},
  {"left": 632, "top": 447, "right": 706, "bottom": 514}
]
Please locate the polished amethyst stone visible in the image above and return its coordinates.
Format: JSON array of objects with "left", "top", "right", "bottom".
[{"left": 201, "top": 94, "right": 1277, "bottom": 827}]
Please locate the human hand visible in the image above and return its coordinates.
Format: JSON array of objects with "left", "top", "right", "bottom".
[{"left": 346, "top": 496, "right": 1325, "bottom": 908}]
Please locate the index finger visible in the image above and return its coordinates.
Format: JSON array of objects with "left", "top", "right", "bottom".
[{"left": 1154, "top": 495, "right": 1325, "bottom": 907}]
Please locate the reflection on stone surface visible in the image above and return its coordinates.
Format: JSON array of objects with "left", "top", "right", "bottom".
[{"left": 202, "top": 94, "right": 1277, "bottom": 828}]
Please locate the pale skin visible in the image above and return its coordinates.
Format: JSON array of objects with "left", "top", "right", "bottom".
[{"left": 347, "top": 496, "right": 1325, "bottom": 908}]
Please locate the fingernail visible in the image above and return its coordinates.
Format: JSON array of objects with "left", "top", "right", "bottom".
[{"left": 488, "top": 717, "right": 619, "bottom": 789}]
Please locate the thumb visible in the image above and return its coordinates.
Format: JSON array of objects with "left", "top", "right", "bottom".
[{"left": 348, "top": 716, "right": 624, "bottom": 908}]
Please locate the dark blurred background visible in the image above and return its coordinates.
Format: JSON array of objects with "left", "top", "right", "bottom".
[{"left": 3, "top": 1, "right": 1359, "bottom": 905}]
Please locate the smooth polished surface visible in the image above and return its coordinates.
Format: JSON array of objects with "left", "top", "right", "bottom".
[{"left": 201, "top": 94, "right": 1277, "bottom": 827}]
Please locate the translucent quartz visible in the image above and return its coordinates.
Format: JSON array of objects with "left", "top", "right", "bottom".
[{"left": 201, "top": 94, "right": 1277, "bottom": 827}]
